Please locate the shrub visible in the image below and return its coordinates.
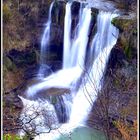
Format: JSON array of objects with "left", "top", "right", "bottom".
[{"left": 3, "top": 134, "right": 21, "bottom": 140}]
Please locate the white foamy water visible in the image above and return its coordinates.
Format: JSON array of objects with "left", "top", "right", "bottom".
[
  {"left": 26, "top": 67, "right": 83, "bottom": 97},
  {"left": 18, "top": 96, "right": 59, "bottom": 137}
]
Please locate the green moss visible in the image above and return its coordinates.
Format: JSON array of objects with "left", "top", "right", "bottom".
[
  {"left": 124, "top": 46, "right": 132, "bottom": 59},
  {"left": 3, "top": 3, "right": 12, "bottom": 24},
  {"left": 111, "top": 18, "right": 118, "bottom": 26},
  {"left": 111, "top": 17, "right": 133, "bottom": 31},
  {"left": 118, "top": 35, "right": 132, "bottom": 59},
  {"left": 3, "top": 134, "right": 21, "bottom": 140},
  {"left": 22, "top": 134, "right": 34, "bottom": 140},
  {"left": 3, "top": 134, "right": 33, "bottom": 140},
  {"left": 3, "top": 55, "right": 17, "bottom": 72},
  {"left": 120, "top": 36, "right": 129, "bottom": 48},
  {"left": 114, "top": 79, "right": 120, "bottom": 87}
]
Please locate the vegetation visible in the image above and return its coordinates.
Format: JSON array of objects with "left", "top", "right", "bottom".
[
  {"left": 87, "top": 68, "right": 137, "bottom": 140},
  {"left": 3, "top": 134, "right": 21, "bottom": 140}
]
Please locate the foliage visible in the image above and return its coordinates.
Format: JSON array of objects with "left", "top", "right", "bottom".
[
  {"left": 3, "top": 134, "right": 21, "bottom": 140},
  {"left": 113, "top": 119, "right": 137, "bottom": 140},
  {"left": 3, "top": 134, "right": 32, "bottom": 140}
]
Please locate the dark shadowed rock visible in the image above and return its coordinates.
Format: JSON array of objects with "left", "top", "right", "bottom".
[
  {"left": 108, "top": 47, "right": 126, "bottom": 69},
  {"left": 7, "top": 48, "right": 37, "bottom": 67},
  {"left": 71, "top": 1, "right": 81, "bottom": 16},
  {"left": 4, "top": 92, "right": 23, "bottom": 109},
  {"left": 53, "top": 96, "right": 69, "bottom": 123}
]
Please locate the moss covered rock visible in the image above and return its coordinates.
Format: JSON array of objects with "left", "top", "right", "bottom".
[
  {"left": 111, "top": 13, "right": 136, "bottom": 32},
  {"left": 111, "top": 13, "right": 137, "bottom": 61}
]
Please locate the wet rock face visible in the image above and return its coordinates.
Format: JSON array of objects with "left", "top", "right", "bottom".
[
  {"left": 53, "top": 96, "right": 69, "bottom": 123},
  {"left": 71, "top": 1, "right": 81, "bottom": 16},
  {"left": 108, "top": 47, "right": 126, "bottom": 69},
  {"left": 52, "top": 1, "right": 66, "bottom": 25},
  {"left": 107, "top": 13, "right": 137, "bottom": 70},
  {"left": 49, "top": 24, "right": 64, "bottom": 61}
]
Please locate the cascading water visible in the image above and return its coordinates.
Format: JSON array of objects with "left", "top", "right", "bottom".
[
  {"left": 38, "top": 2, "right": 54, "bottom": 78},
  {"left": 63, "top": 2, "right": 72, "bottom": 69},
  {"left": 19, "top": 1, "right": 119, "bottom": 140},
  {"left": 70, "top": 6, "right": 91, "bottom": 68},
  {"left": 63, "top": 3, "right": 91, "bottom": 69},
  {"left": 69, "top": 11, "right": 119, "bottom": 127}
]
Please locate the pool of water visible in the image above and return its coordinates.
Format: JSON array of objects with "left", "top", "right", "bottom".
[{"left": 58, "top": 126, "right": 106, "bottom": 140}]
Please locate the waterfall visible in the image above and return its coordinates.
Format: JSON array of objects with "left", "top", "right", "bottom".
[
  {"left": 69, "top": 11, "right": 119, "bottom": 127},
  {"left": 63, "top": 3, "right": 91, "bottom": 69},
  {"left": 19, "top": 1, "right": 119, "bottom": 140},
  {"left": 70, "top": 7, "right": 91, "bottom": 68},
  {"left": 38, "top": 2, "right": 54, "bottom": 78}
]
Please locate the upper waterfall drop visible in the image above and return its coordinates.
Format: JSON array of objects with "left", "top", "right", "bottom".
[
  {"left": 70, "top": 7, "right": 91, "bottom": 68},
  {"left": 63, "top": 2, "right": 72, "bottom": 69},
  {"left": 38, "top": 2, "right": 54, "bottom": 78},
  {"left": 63, "top": 3, "right": 91, "bottom": 69}
]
